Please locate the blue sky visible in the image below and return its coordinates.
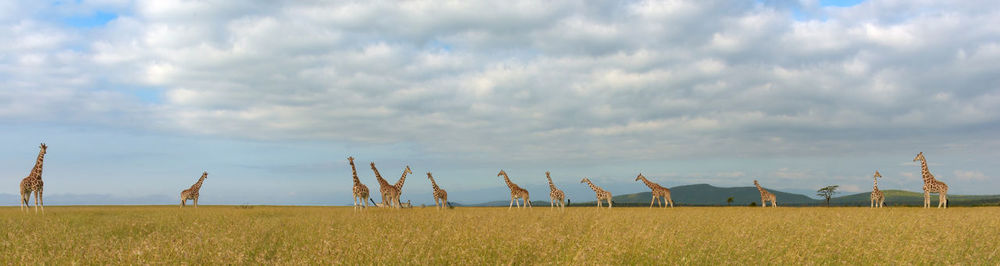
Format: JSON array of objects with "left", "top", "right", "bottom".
[{"left": 2, "top": 0, "right": 999, "bottom": 205}]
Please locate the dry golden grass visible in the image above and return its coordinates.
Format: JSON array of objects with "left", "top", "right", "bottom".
[{"left": 1, "top": 206, "right": 998, "bottom": 264}]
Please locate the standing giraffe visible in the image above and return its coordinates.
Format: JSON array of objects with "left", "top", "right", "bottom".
[
  {"left": 390, "top": 165, "right": 412, "bottom": 205},
  {"left": 426, "top": 172, "right": 448, "bottom": 209},
  {"left": 370, "top": 162, "right": 401, "bottom": 208},
  {"left": 180, "top": 172, "right": 208, "bottom": 208},
  {"left": 635, "top": 173, "right": 673, "bottom": 208},
  {"left": 545, "top": 171, "right": 565, "bottom": 209},
  {"left": 753, "top": 180, "right": 777, "bottom": 207},
  {"left": 913, "top": 152, "right": 948, "bottom": 208},
  {"left": 871, "top": 170, "right": 885, "bottom": 208},
  {"left": 19, "top": 143, "right": 47, "bottom": 212},
  {"left": 348, "top": 157, "right": 369, "bottom": 210},
  {"left": 580, "top": 178, "right": 612, "bottom": 208},
  {"left": 496, "top": 170, "right": 531, "bottom": 208}
]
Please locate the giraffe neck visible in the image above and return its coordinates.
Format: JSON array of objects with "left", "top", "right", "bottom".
[
  {"left": 429, "top": 176, "right": 440, "bottom": 191},
  {"left": 546, "top": 173, "right": 558, "bottom": 191},
  {"left": 919, "top": 159, "right": 935, "bottom": 183},
  {"left": 873, "top": 177, "right": 879, "bottom": 191},
  {"left": 371, "top": 164, "right": 391, "bottom": 187},
  {"left": 639, "top": 176, "right": 658, "bottom": 190},
  {"left": 501, "top": 173, "right": 517, "bottom": 189},
  {"left": 190, "top": 176, "right": 206, "bottom": 191},
  {"left": 394, "top": 167, "right": 409, "bottom": 190},
  {"left": 756, "top": 184, "right": 767, "bottom": 194},
  {"left": 29, "top": 151, "right": 45, "bottom": 180},
  {"left": 586, "top": 180, "right": 601, "bottom": 192},
  {"left": 349, "top": 160, "right": 362, "bottom": 186}
]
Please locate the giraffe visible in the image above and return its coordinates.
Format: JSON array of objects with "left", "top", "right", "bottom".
[
  {"left": 545, "top": 171, "right": 565, "bottom": 209},
  {"left": 426, "top": 172, "right": 448, "bottom": 209},
  {"left": 19, "top": 143, "right": 47, "bottom": 212},
  {"left": 753, "top": 180, "right": 777, "bottom": 208},
  {"left": 370, "top": 162, "right": 401, "bottom": 208},
  {"left": 348, "top": 157, "right": 369, "bottom": 210},
  {"left": 914, "top": 152, "right": 948, "bottom": 208},
  {"left": 871, "top": 170, "right": 885, "bottom": 208},
  {"left": 635, "top": 173, "right": 673, "bottom": 208},
  {"left": 496, "top": 170, "right": 531, "bottom": 208},
  {"left": 580, "top": 178, "right": 612, "bottom": 208},
  {"left": 180, "top": 171, "right": 208, "bottom": 208},
  {"left": 390, "top": 165, "right": 412, "bottom": 205}
]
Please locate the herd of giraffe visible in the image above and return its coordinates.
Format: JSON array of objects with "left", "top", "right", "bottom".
[{"left": 12, "top": 143, "right": 954, "bottom": 211}]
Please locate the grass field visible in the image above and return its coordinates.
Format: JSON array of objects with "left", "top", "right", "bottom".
[{"left": 2, "top": 206, "right": 999, "bottom": 264}]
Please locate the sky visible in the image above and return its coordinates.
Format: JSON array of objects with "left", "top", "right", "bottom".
[{"left": 2, "top": 0, "right": 999, "bottom": 205}]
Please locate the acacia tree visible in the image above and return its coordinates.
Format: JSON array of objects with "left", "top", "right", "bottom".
[
  {"left": 817, "top": 185, "right": 839, "bottom": 206},
  {"left": 726, "top": 197, "right": 734, "bottom": 206}
]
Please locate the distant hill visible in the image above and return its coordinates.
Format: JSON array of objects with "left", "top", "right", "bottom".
[
  {"left": 831, "top": 190, "right": 1000, "bottom": 207},
  {"left": 471, "top": 184, "right": 1000, "bottom": 207},
  {"left": 584, "top": 184, "right": 818, "bottom": 206}
]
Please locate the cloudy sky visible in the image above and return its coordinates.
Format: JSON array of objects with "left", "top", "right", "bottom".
[{"left": 2, "top": 0, "right": 998, "bottom": 205}]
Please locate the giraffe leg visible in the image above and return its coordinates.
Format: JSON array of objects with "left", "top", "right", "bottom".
[
  {"left": 20, "top": 192, "right": 27, "bottom": 212},
  {"left": 525, "top": 197, "right": 531, "bottom": 208},
  {"left": 943, "top": 192, "right": 948, "bottom": 208},
  {"left": 34, "top": 191, "right": 39, "bottom": 213},
  {"left": 608, "top": 199, "right": 613, "bottom": 208},
  {"left": 939, "top": 192, "right": 946, "bottom": 208},
  {"left": 923, "top": 191, "right": 930, "bottom": 208},
  {"left": 38, "top": 189, "right": 43, "bottom": 213},
  {"left": 509, "top": 198, "right": 515, "bottom": 209},
  {"left": 650, "top": 197, "right": 656, "bottom": 208},
  {"left": 194, "top": 197, "right": 198, "bottom": 208}
]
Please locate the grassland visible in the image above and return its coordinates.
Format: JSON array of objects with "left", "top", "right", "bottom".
[{"left": 2, "top": 206, "right": 999, "bottom": 264}]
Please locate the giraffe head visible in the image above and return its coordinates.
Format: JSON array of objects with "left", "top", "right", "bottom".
[
  {"left": 404, "top": 165, "right": 413, "bottom": 175},
  {"left": 201, "top": 171, "right": 208, "bottom": 179},
  {"left": 580, "top": 177, "right": 590, "bottom": 184},
  {"left": 913, "top": 152, "right": 925, "bottom": 162},
  {"left": 426, "top": 172, "right": 433, "bottom": 179},
  {"left": 634, "top": 173, "right": 645, "bottom": 182},
  {"left": 874, "top": 170, "right": 882, "bottom": 179},
  {"left": 39, "top": 143, "right": 47, "bottom": 154},
  {"left": 753, "top": 180, "right": 759, "bottom": 186},
  {"left": 348, "top": 156, "right": 354, "bottom": 163},
  {"left": 497, "top": 170, "right": 506, "bottom": 177}
]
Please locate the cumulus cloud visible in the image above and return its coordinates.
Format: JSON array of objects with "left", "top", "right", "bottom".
[
  {"left": 3, "top": 0, "right": 1000, "bottom": 164},
  {"left": 953, "top": 170, "right": 988, "bottom": 181}
]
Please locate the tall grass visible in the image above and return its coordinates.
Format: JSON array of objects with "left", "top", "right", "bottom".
[{"left": 1, "top": 206, "right": 998, "bottom": 264}]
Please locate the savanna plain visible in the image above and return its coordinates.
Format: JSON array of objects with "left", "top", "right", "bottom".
[{"left": 2, "top": 206, "right": 998, "bottom": 264}]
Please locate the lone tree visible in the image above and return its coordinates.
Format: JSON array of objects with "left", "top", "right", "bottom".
[
  {"left": 817, "top": 185, "right": 839, "bottom": 206},
  {"left": 726, "top": 197, "right": 734, "bottom": 206}
]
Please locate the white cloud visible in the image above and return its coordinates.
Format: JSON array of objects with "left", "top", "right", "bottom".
[
  {"left": 2, "top": 0, "right": 1000, "bottom": 163},
  {"left": 953, "top": 170, "right": 987, "bottom": 181},
  {"left": 839, "top": 184, "right": 862, "bottom": 193}
]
